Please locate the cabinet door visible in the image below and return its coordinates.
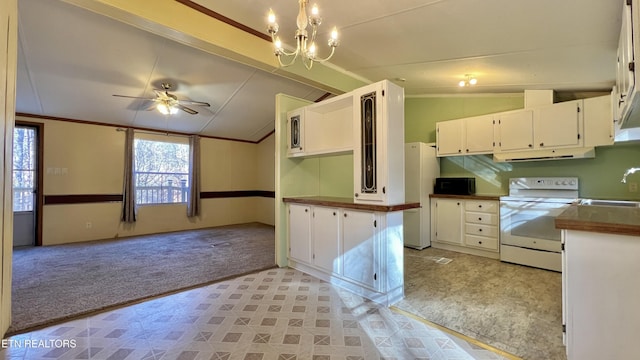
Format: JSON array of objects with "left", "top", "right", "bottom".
[
  {"left": 288, "top": 204, "right": 311, "bottom": 263},
  {"left": 616, "top": 1, "right": 635, "bottom": 120},
  {"left": 286, "top": 108, "right": 304, "bottom": 156},
  {"left": 353, "top": 83, "right": 385, "bottom": 202},
  {"left": 464, "top": 115, "right": 494, "bottom": 154},
  {"left": 436, "top": 119, "right": 463, "bottom": 156},
  {"left": 495, "top": 110, "right": 534, "bottom": 152},
  {"left": 534, "top": 100, "right": 582, "bottom": 149},
  {"left": 342, "top": 210, "right": 378, "bottom": 290},
  {"left": 584, "top": 95, "right": 614, "bottom": 147},
  {"left": 434, "top": 199, "right": 463, "bottom": 245},
  {"left": 312, "top": 207, "right": 341, "bottom": 275}
]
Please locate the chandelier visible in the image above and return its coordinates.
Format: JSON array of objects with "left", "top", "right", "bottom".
[{"left": 267, "top": 1, "right": 339, "bottom": 70}]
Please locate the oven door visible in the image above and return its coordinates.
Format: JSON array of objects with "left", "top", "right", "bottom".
[{"left": 500, "top": 197, "right": 570, "bottom": 252}]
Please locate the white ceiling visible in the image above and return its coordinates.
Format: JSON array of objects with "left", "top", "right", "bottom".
[{"left": 15, "top": 0, "right": 623, "bottom": 141}]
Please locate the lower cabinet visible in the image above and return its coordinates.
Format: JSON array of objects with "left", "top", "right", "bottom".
[
  {"left": 431, "top": 197, "right": 500, "bottom": 259},
  {"left": 287, "top": 203, "right": 403, "bottom": 306},
  {"left": 342, "top": 210, "right": 378, "bottom": 290}
]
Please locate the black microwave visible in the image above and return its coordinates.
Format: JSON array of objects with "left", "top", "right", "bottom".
[{"left": 434, "top": 177, "right": 476, "bottom": 195}]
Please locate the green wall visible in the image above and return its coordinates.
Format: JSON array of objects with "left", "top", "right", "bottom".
[{"left": 405, "top": 96, "right": 640, "bottom": 200}]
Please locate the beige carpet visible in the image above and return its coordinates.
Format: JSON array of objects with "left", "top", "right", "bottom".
[
  {"left": 10, "top": 222, "right": 275, "bottom": 334},
  {"left": 396, "top": 247, "right": 565, "bottom": 360}
]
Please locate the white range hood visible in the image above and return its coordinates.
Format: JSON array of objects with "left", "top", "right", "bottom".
[{"left": 492, "top": 147, "right": 596, "bottom": 162}]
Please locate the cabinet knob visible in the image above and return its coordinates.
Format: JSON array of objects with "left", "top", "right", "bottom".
[
  {"left": 354, "top": 193, "right": 359, "bottom": 198},
  {"left": 478, "top": 205, "right": 482, "bottom": 208},
  {"left": 457, "top": 202, "right": 460, "bottom": 205},
  {"left": 479, "top": 228, "right": 483, "bottom": 232},
  {"left": 305, "top": 209, "right": 308, "bottom": 212},
  {"left": 458, "top": 149, "right": 462, "bottom": 153},
  {"left": 344, "top": 213, "right": 348, "bottom": 218},
  {"left": 478, "top": 217, "right": 482, "bottom": 221},
  {"left": 466, "top": 149, "right": 469, "bottom": 152},
  {"left": 528, "top": 144, "right": 533, "bottom": 148},
  {"left": 333, "top": 212, "right": 336, "bottom": 216},
  {"left": 479, "top": 241, "right": 483, "bottom": 244},
  {"left": 540, "top": 142, "right": 544, "bottom": 147}
]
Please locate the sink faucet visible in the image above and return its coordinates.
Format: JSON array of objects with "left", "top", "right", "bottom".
[{"left": 621, "top": 167, "right": 640, "bottom": 183}]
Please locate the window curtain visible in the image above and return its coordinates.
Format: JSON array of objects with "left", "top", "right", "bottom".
[
  {"left": 187, "top": 135, "right": 201, "bottom": 217},
  {"left": 121, "top": 128, "right": 136, "bottom": 222}
]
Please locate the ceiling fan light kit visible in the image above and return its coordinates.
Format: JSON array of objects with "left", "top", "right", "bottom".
[
  {"left": 267, "top": 0, "right": 339, "bottom": 70},
  {"left": 112, "top": 83, "right": 210, "bottom": 116},
  {"left": 459, "top": 74, "right": 478, "bottom": 87}
]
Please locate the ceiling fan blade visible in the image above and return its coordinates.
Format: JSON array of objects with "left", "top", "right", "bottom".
[
  {"left": 112, "top": 94, "right": 155, "bottom": 101},
  {"left": 177, "top": 99, "right": 210, "bottom": 107},
  {"left": 143, "top": 100, "right": 159, "bottom": 111},
  {"left": 177, "top": 104, "right": 198, "bottom": 115}
]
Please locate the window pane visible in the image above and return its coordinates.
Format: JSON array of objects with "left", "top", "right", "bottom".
[
  {"left": 13, "top": 127, "right": 36, "bottom": 212},
  {"left": 134, "top": 138, "right": 190, "bottom": 205}
]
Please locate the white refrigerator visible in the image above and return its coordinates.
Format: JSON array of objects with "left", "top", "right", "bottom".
[{"left": 404, "top": 142, "right": 440, "bottom": 249}]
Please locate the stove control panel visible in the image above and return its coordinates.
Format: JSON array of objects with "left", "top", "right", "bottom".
[{"left": 509, "top": 177, "right": 579, "bottom": 191}]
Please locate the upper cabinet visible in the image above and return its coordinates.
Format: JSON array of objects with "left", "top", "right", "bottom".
[
  {"left": 615, "top": 0, "right": 636, "bottom": 127},
  {"left": 352, "top": 81, "right": 405, "bottom": 204},
  {"left": 437, "top": 95, "right": 613, "bottom": 160},
  {"left": 286, "top": 94, "right": 353, "bottom": 158},
  {"left": 436, "top": 115, "right": 493, "bottom": 156},
  {"left": 494, "top": 110, "right": 534, "bottom": 152},
  {"left": 533, "top": 100, "right": 583, "bottom": 149}
]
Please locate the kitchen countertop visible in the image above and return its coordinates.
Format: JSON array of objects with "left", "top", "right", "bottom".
[
  {"left": 429, "top": 193, "right": 503, "bottom": 201},
  {"left": 555, "top": 204, "right": 640, "bottom": 237},
  {"left": 282, "top": 196, "right": 420, "bottom": 212}
]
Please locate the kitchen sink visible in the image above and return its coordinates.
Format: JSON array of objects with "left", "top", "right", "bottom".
[{"left": 579, "top": 199, "right": 640, "bottom": 208}]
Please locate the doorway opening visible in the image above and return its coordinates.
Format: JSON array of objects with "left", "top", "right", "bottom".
[{"left": 12, "top": 121, "right": 43, "bottom": 247}]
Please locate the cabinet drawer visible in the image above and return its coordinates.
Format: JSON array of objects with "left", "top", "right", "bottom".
[
  {"left": 465, "top": 234, "right": 498, "bottom": 251},
  {"left": 465, "top": 201, "right": 498, "bottom": 213},
  {"left": 465, "top": 212, "right": 498, "bottom": 225},
  {"left": 465, "top": 223, "right": 498, "bottom": 238}
]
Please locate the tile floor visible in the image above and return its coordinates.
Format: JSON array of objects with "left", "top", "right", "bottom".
[{"left": 0, "top": 268, "right": 510, "bottom": 360}]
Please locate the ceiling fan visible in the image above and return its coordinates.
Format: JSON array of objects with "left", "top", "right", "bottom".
[{"left": 113, "top": 83, "right": 210, "bottom": 115}]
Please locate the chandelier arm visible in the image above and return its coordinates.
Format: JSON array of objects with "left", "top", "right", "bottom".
[
  {"left": 277, "top": 52, "right": 301, "bottom": 67},
  {"left": 311, "top": 46, "right": 336, "bottom": 63}
]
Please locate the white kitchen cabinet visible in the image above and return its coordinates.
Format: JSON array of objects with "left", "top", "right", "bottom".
[
  {"left": 436, "top": 119, "right": 463, "bottom": 156},
  {"left": 494, "top": 110, "right": 535, "bottom": 152},
  {"left": 353, "top": 80, "right": 404, "bottom": 205},
  {"left": 285, "top": 201, "right": 403, "bottom": 305},
  {"left": 464, "top": 115, "right": 495, "bottom": 154},
  {"left": 534, "top": 100, "right": 583, "bottom": 149},
  {"left": 342, "top": 210, "right": 378, "bottom": 291},
  {"left": 288, "top": 204, "right": 311, "bottom": 263},
  {"left": 312, "top": 206, "right": 341, "bottom": 275},
  {"left": 615, "top": 0, "right": 636, "bottom": 126},
  {"left": 432, "top": 197, "right": 500, "bottom": 258},
  {"left": 562, "top": 229, "right": 640, "bottom": 360},
  {"left": 584, "top": 95, "right": 614, "bottom": 147},
  {"left": 432, "top": 199, "right": 463, "bottom": 245},
  {"left": 436, "top": 115, "right": 494, "bottom": 156},
  {"left": 304, "top": 94, "right": 353, "bottom": 156}
]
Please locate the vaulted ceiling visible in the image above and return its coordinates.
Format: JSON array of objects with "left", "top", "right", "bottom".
[{"left": 15, "top": 0, "right": 623, "bottom": 142}]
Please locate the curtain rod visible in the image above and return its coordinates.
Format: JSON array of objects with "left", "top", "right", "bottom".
[{"left": 116, "top": 128, "right": 192, "bottom": 139}]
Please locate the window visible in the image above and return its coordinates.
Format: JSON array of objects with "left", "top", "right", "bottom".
[
  {"left": 13, "top": 127, "right": 36, "bottom": 212},
  {"left": 134, "top": 136, "right": 189, "bottom": 205}
]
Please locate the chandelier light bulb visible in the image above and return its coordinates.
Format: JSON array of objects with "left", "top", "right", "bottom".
[
  {"left": 469, "top": 77, "right": 478, "bottom": 85},
  {"left": 311, "top": 4, "right": 319, "bottom": 16},
  {"left": 308, "top": 42, "right": 317, "bottom": 58},
  {"left": 268, "top": 9, "right": 276, "bottom": 24},
  {"left": 459, "top": 80, "right": 466, "bottom": 87}
]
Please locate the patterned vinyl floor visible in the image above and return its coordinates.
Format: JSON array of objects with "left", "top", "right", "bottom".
[{"left": 0, "top": 268, "right": 511, "bottom": 360}]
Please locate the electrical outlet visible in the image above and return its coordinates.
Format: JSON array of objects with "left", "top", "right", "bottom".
[
  {"left": 85, "top": 222, "right": 92, "bottom": 229},
  {"left": 629, "top": 182, "right": 638, "bottom": 193}
]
